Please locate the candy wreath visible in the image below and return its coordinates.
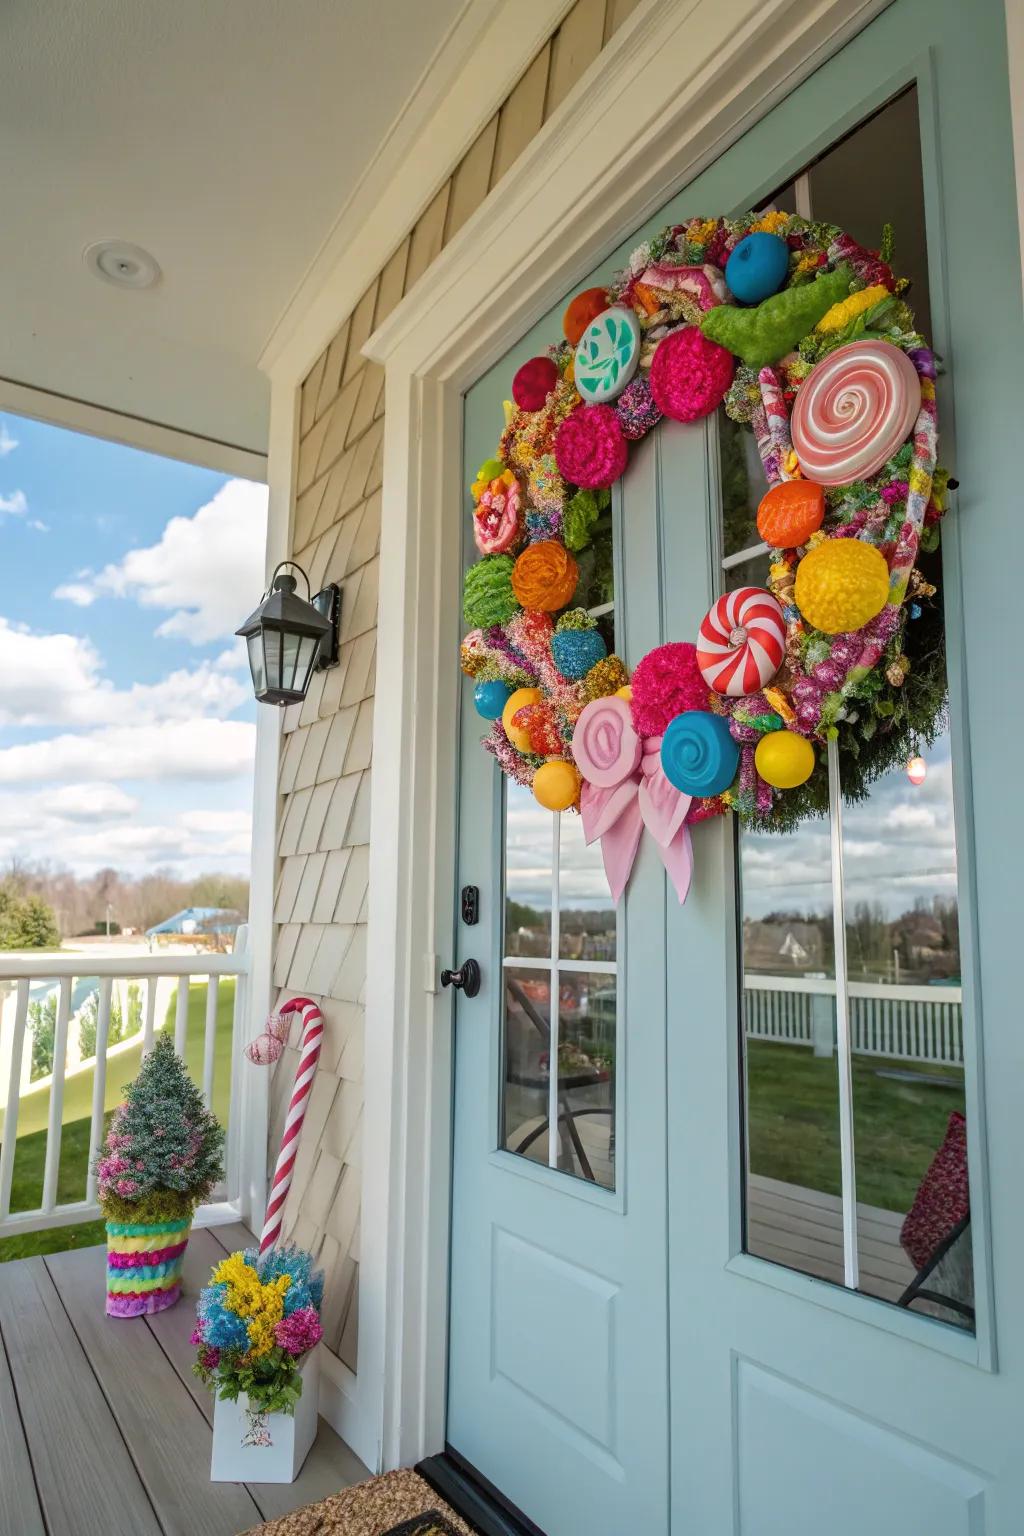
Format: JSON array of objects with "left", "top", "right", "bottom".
[{"left": 460, "top": 210, "right": 950, "bottom": 903}]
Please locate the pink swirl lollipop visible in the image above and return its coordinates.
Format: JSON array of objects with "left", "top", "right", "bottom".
[
  {"left": 572, "top": 696, "right": 641, "bottom": 787},
  {"left": 791, "top": 340, "right": 921, "bottom": 486}
]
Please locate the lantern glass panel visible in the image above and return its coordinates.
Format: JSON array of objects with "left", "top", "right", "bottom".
[
  {"left": 247, "top": 632, "right": 267, "bottom": 696},
  {"left": 296, "top": 634, "right": 318, "bottom": 691}
]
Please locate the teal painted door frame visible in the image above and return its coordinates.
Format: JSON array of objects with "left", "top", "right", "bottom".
[{"left": 450, "top": 1, "right": 1024, "bottom": 1530}]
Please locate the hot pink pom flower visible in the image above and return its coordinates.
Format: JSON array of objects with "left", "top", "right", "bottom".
[
  {"left": 554, "top": 404, "right": 628, "bottom": 489},
  {"left": 630, "top": 642, "right": 712, "bottom": 738},
  {"left": 649, "top": 326, "right": 734, "bottom": 422},
  {"left": 274, "top": 1306, "right": 323, "bottom": 1357}
]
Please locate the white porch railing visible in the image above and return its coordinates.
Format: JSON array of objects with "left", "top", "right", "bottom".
[
  {"left": 744, "top": 972, "right": 963, "bottom": 1067},
  {"left": 0, "top": 924, "right": 251, "bottom": 1239}
]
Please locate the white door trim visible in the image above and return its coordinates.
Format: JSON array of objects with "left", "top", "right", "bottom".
[{"left": 358, "top": 0, "right": 908, "bottom": 1473}]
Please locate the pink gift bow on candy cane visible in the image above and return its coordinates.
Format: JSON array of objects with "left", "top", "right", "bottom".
[{"left": 579, "top": 734, "right": 694, "bottom": 904}]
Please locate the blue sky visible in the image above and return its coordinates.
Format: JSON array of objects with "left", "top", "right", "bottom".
[{"left": 0, "top": 411, "right": 268, "bottom": 877}]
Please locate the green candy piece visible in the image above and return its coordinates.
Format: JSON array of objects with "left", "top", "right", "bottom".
[
  {"left": 701, "top": 264, "right": 853, "bottom": 370},
  {"left": 463, "top": 554, "right": 519, "bottom": 628},
  {"left": 477, "top": 456, "right": 505, "bottom": 484}
]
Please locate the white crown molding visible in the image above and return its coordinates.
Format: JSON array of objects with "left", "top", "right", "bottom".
[
  {"left": 366, "top": 0, "right": 892, "bottom": 377},
  {"left": 257, "top": 0, "right": 575, "bottom": 387},
  {"left": 0, "top": 375, "right": 266, "bottom": 481}
]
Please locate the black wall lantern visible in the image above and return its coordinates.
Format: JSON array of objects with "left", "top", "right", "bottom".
[{"left": 236, "top": 562, "right": 341, "bottom": 706}]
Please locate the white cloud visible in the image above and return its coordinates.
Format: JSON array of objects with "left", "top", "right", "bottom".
[
  {"left": 53, "top": 581, "right": 95, "bottom": 606},
  {"left": 0, "top": 422, "right": 17, "bottom": 457},
  {"left": 0, "top": 719, "right": 255, "bottom": 785},
  {"left": 0, "top": 790, "right": 252, "bottom": 876},
  {"left": 28, "top": 519, "right": 49, "bottom": 533},
  {"left": 46, "top": 783, "right": 140, "bottom": 822},
  {"left": 0, "top": 490, "right": 27, "bottom": 516},
  {"left": 0, "top": 618, "right": 248, "bottom": 728},
  {"left": 52, "top": 478, "right": 269, "bottom": 643}
]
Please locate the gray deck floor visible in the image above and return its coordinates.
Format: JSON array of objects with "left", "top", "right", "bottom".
[
  {"left": 0, "top": 1221, "right": 367, "bottom": 1536},
  {"left": 748, "top": 1173, "right": 916, "bottom": 1299}
]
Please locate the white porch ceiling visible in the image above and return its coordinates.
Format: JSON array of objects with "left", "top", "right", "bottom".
[{"left": 0, "top": 0, "right": 466, "bottom": 454}]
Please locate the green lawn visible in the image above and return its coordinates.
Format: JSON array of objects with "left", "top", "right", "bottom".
[
  {"left": 0, "top": 979, "right": 236, "bottom": 1263},
  {"left": 747, "top": 1039, "right": 965, "bottom": 1213}
]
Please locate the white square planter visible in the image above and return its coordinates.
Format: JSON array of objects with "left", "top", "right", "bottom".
[{"left": 210, "top": 1349, "right": 319, "bottom": 1483}]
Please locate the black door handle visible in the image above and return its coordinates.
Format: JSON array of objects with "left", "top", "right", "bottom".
[{"left": 441, "top": 958, "right": 481, "bottom": 997}]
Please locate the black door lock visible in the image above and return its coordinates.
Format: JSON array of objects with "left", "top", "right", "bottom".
[
  {"left": 441, "top": 958, "right": 481, "bottom": 997},
  {"left": 461, "top": 885, "right": 480, "bottom": 925}
]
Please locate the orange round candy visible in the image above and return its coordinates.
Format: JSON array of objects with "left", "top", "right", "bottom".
[
  {"left": 756, "top": 480, "right": 825, "bottom": 549},
  {"left": 563, "top": 287, "right": 609, "bottom": 346},
  {"left": 511, "top": 541, "right": 579, "bottom": 612}
]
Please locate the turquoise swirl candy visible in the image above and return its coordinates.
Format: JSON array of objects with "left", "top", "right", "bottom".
[{"left": 660, "top": 711, "right": 739, "bottom": 797}]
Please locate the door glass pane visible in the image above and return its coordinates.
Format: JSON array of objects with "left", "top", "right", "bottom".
[
  {"left": 739, "top": 818, "right": 842, "bottom": 1284},
  {"left": 502, "top": 965, "right": 551, "bottom": 1166},
  {"left": 504, "top": 781, "right": 551, "bottom": 957},
  {"left": 843, "top": 725, "right": 971, "bottom": 1325},
  {"left": 558, "top": 802, "right": 616, "bottom": 962},
  {"left": 730, "top": 84, "right": 976, "bottom": 1326},
  {"left": 720, "top": 413, "right": 770, "bottom": 558},
  {"left": 556, "top": 970, "right": 616, "bottom": 1190}
]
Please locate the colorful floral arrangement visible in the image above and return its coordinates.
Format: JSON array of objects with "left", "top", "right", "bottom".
[
  {"left": 460, "top": 209, "right": 949, "bottom": 900},
  {"left": 95, "top": 1034, "right": 225, "bottom": 1316},
  {"left": 193, "top": 1244, "right": 325, "bottom": 1415}
]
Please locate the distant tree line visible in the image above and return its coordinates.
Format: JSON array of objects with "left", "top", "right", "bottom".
[{"left": 0, "top": 861, "right": 249, "bottom": 948}]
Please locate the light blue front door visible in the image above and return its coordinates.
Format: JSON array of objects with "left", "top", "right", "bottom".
[{"left": 450, "top": 2, "right": 1024, "bottom": 1531}]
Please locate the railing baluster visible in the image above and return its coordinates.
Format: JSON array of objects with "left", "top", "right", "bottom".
[
  {"left": 42, "top": 976, "right": 72, "bottom": 1213},
  {"left": 175, "top": 974, "right": 191, "bottom": 1056},
  {"left": 84, "top": 978, "right": 113, "bottom": 1206},
  {"left": 203, "top": 976, "right": 219, "bottom": 1110},
  {"left": 143, "top": 976, "right": 157, "bottom": 1055},
  {"left": 0, "top": 979, "right": 30, "bottom": 1222}
]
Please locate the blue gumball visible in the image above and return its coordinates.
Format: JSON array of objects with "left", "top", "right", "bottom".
[
  {"left": 474, "top": 679, "right": 514, "bottom": 719},
  {"left": 551, "top": 627, "right": 607, "bottom": 681},
  {"left": 661, "top": 711, "right": 740, "bottom": 798},
  {"left": 725, "top": 232, "right": 790, "bottom": 306}
]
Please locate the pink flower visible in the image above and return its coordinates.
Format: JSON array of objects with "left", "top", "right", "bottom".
[
  {"left": 554, "top": 404, "right": 628, "bottom": 490},
  {"left": 630, "top": 643, "right": 712, "bottom": 738},
  {"left": 198, "top": 1346, "right": 221, "bottom": 1371},
  {"left": 650, "top": 326, "right": 733, "bottom": 422},
  {"left": 274, "top": 1307, "right": 323, "bottom": 1357}
]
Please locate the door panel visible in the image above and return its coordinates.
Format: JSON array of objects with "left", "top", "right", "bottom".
[{"left": 450, "top": 0, "right": 1024, "bottom": 1530}]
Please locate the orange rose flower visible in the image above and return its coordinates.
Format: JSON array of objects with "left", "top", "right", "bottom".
[{"left": 511, "top": 541, "right": 579, "bottom": 612}]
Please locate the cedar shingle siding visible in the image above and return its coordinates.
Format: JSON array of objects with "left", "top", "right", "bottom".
[{"left": 271, "top": 0, "right": 641, "bottom": 1372}]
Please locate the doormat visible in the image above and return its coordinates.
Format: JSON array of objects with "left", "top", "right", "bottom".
[{"left": 243, "top": 1469, "right": 475, "bottom": 1536}]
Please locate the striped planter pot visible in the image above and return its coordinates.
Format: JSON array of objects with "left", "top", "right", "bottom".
[{"left": 105, "top": 1216, "right": 192, "bottom": 1317}]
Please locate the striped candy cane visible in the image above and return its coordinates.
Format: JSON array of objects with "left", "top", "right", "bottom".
[{"left": 259, "top": 997, "right": 324, "bottom": 1254}]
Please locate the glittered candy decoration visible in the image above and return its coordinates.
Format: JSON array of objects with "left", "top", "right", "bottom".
[
  {"left": 756, "top": 366, "right": 795, "bottom": 486},
  {"left": 463, "top": 554, "right": 519, "bottom": 628},
  {"left": 791, "top": 340, "right": 922, "bottom": 486},
  {"left": 581, "top": 654, "right": 629, "bottom": 702},
  {"left": 615, "top": 374, "right": 662, "bottom": 440},
  {"left": 650, "top": 325, "right": 734, "bottom": 422},
  {"left": 511, "top": 540, "right": 579, "bottom": 612},
  {"left": 516, "top": 700, "right": 565, "bottom": 756}
]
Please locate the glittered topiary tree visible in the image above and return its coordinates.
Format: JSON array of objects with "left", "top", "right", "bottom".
[{"left": 96, "top": 1034, "right": 225, "bottom": 1318}]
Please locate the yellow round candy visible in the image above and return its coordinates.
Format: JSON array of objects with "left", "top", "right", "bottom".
[
  {"left": 755, "top": 730, "right": 816, "bottom": 790},
  {"left": 502, "top": 687, "right": 541, "bottom": 751},
  {"left": 615, "top": 685, "right": 633, "bottom": 700},
  {"left": 794, "top": 538, "right": 890, "bottom": 634},
  {"left": 533, "top": 760, "right": 581, "bottom": 811}
]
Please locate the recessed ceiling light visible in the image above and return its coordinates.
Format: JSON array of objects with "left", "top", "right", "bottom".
[{"left": 83, "top": 239, "right": 161, "bottom": 290}]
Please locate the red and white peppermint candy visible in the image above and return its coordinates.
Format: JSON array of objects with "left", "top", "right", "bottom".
[{"left": 696, "top": 587, "right": 786, "bottom": 697}]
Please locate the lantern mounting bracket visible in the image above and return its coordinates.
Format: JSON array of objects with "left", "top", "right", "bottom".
[{"left": 311, "top": 582, "right": 341, "bottom": 672}]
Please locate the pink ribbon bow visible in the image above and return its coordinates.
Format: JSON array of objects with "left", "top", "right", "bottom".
[{"left": 573, "top": 698, "right": 693, "bottom": 904}]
